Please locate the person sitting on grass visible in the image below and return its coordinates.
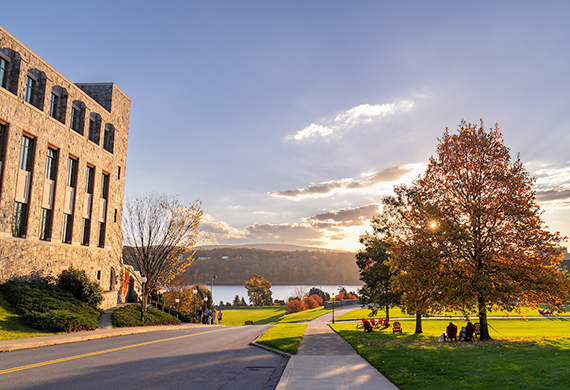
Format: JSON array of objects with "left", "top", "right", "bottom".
[
  {"left": 446, "top": 322, "right": 458, "bottom": 342},
  {"left": 464, "top": 321, "right": 476, "bottom": 341}
]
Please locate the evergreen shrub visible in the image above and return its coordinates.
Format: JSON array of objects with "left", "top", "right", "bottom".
[
  {"left": 112, "top": 304, "right": 181, "bottom": 327},
  {"left": 0, "top": 280, "right": 102, "bottom": 332},
  {"left": 57, "top": 266, "right": 103, "bottom": 307}
]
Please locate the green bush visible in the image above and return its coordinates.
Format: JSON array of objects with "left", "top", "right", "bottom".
[
  {"left": 112, "top": 304, "right": 181, "bottom": 327},
  {"left": 0, "top": 280, "right": 102, "bottom": 332},
  {"left": 57, "top": 266, "right": 103, "bottom": 307},
  {"left": 21, "top": 309, "right": 97, "bottom": 332}
]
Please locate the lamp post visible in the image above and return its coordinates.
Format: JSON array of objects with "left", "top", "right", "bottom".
[
  {"left": 211, "top": 275, "right": 217, "bottom": 306},
  {"left": 193, "top": 288, "right": 197, "bottom": 322},
  {"left": 141, "top": 276, "right": 148, "bottom": 322},
  {"left": 332, "top": 294, "right": 334, "bottom": 324}
]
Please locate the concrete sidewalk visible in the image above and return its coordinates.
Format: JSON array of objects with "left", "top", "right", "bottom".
[
  {"left": 276, "top": 306, "right": 399, "bottom": 390},
  {"left": 0, "top": 304, "right": 209, "bottom": 352}
]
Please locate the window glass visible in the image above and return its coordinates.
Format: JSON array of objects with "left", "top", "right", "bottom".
[
  {"left": 66, "top": 157, "right": 77, "bottom": 187},
  {"left": 24, "top": 77, "right": 35, "bottom": 104},
  {"left": 85, "top": 166, "right": 94, "bottom": 193},
  {"left": 98, "top": 222, "right": 106, "bottom": 248},
  {"left": 62, "top": 213, "right": 73, "bottom": 244},
  {"left": 101, "top": 173, "right": 109, "bottom": 199},
  {"left": 81, "top": 218, "right": 90, "bottom": 246},
  {"left": 19, "top": 136, "right": 33, "bottom": 171},
  {"left": 0, "top": 58, "right": 6, "bottom": 88},
  {"left": 45, "top": 148, "right": 57, "bottom": 180},
  {"left": 39, "top": 208, "right": 52, "bottom": 241},
  {"left": 49, "top": 93, "right": 58, "bottom": 118},
  {"left": 12, "top": 202, "right": 26, "bottom": 237},
  {"left": 70, "top": 106, "right": 79, "bottom": 131}
]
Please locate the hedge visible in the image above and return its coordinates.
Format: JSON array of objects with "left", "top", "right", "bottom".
[{"left": 0, "top": 280, "right": 102, "bottom": 332}]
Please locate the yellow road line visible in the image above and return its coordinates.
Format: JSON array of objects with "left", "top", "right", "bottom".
[{"left": 0, "top": 328, "right": 226, "bottom": 375}]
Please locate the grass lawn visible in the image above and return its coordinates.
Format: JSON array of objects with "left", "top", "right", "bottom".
[
  {"left": 0, "top": 292, "right": 56, "bottom": 340},
  {"left": 332, "top": 318, "right": 570, "bottom": 390},
  {"left": 278, "top": 307, "right": 332, "bottom": 323},
  {"left": 221, "top": 306, "right": 286, "bottom": 326},
  {"left": 255, "top": 323, "right": 307, "bottom": 354}
]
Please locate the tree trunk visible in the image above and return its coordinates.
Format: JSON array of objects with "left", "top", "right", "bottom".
[
  {"left": 385, "top": 305, "right": 390, "bottom": 322},
  {"left": 142, "top": 286, "right": 148, "bottom": 313},
  {"left": 415, "top": 312, "right": 423, "bottom": 333},
  {"left": 478, "top": 297, "right": 492, "bottom": 340}
]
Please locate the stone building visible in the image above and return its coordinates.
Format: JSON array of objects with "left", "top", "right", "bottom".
[{"left": 0, "top": 25, "right": 131, "bottom": 309}]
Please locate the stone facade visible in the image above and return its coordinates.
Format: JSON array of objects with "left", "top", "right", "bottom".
[{"left": 0, "top": 26, "right": 130, "bottom": 310}]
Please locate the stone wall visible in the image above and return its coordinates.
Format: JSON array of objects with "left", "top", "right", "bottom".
[{"left": 0, "top": 25, "right": 131, "bottom": 308}]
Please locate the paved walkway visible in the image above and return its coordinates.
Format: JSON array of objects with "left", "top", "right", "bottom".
[{"left": 276, "top": 306, "right": 399, "bottom": 390}]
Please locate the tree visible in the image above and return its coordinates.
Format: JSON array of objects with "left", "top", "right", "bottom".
[
  {"left": 244, "top": 274, "right": 273, "bottom": 306},
  {"left": 308, "top": 287, "right": 330, "bottom": 302},
  {"left": 122, "top": 193, "right": 203, "bottom": 314},
  {"left": 232, "top": 295, "right": 241, "bottom": 306},
  {"left": 416, "top": 120, "right": 570, "bottom": 339},
  {"left": 356, "top": 233, "right": 400, "bottom": 322},
  {"left": 378, "top": 185, "right": 453, "bottom": 334}
]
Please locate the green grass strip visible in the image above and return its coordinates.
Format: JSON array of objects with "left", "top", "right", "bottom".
[
  {"left": 220, "top": 306, "right": 286, "bottom": 326},
  {"left": 256, "top": 323, "right": 307, "bottom": 355},
  {"left": 278, "top": 307, "right": 332, "bottom": 323}
]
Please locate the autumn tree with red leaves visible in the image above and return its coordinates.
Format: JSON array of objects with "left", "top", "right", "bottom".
[{"left": 415, "top": 120, "right": 570, "bottom": 340}]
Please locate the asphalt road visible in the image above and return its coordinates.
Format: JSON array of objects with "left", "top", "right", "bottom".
[{"left": 0, "top": 325, "right": 288, "bottom": 390}]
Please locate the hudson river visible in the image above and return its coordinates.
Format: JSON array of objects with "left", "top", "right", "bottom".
[{"left": 210, "top": 284, "right": 362, "bottom": 305}]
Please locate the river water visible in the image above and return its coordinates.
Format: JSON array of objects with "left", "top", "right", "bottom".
[{"left": 210, "top": 284, "right": 362, "bottom": 306}]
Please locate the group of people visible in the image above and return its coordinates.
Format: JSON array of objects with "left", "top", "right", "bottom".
[
  {"left": 442, "top": 321, "right": 476, "bottom": 342},
  {"left": 195, "top": 308, "right": 223, "bottom": 325}
]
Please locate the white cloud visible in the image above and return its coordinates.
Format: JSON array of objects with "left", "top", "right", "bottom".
[
  {"left": 286, "top": 100, "right": 415, "bottom": 141},
  {"left": 290, "top": 123, "right": 334, "bottom": 141}
]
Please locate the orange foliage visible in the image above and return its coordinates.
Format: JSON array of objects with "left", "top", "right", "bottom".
[{"left": 286, "top": 299, "right": 307, "bottom": 314}]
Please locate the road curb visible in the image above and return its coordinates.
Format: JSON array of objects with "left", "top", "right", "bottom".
[{"left": 0, "top": 324, "right": 209, "bottom": 352}]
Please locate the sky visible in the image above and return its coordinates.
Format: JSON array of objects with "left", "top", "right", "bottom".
[{"left": 3, "top": 1, "right": 570, "bottom": 252}]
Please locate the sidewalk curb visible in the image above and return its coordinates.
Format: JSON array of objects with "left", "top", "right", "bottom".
[{"left": 249, "top": 341, "right": 292, "bottom": 358}]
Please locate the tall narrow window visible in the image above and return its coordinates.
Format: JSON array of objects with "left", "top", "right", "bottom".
[
  {"left": 24, "top": 76, "right": 35, "bottom": 105},
  {"left": 49, "top": 93, "right": 59, "bottom": 118},
  {"left": 101, "top": 173, "right": 109, "bottom": 200},
  {"left": 82, "top": 165, "right": 95, "bottom": 246},
  {"left": 88, "top": 113, "right": 101, "bottom": 145},
  {"left": 13, "top": 202, "right": 26, "bottom": 237},
  {"left": 40, "top": 147, "right": 57, "bottom": 241},
  {"left": 66, "top": 157, "right": 77, "bottom": 187},
  {"left": 0, "top": 123, "right": 6, "bottom": 180},
  {"left": 70, "top": 101, "right": 85, "bottom": 135},
  {"left": 103, "top": 124, "right": 114, "bottom": 153},
  {"left": 70, "top": 106, "right": 79, "bottom": 131},
  {"left": 62, "top": 157, "right": 77, "bottom": 244},
  {"left": 62, "top": 214, "right": 73, "bottom": 244},
  {"left": 13, "top": 135, "right": 34, "bottom": 238},
  {"left": 39, "top": 208, "right": 52, "bottom": 241},
  {"left": 98, "top": 173, "right": 109, "bottom": 248},
  {"left": 45, "top": 148, "right": 56, "bottom": 180},
  {"left": 0, "top": 58, "right": 7, "bottom": 89},
  {"left": 19, "top": 136, "right": 33, "bottom": 171},
  {"left": 85, "top": 166, "right": 94, "bottom": 193}
]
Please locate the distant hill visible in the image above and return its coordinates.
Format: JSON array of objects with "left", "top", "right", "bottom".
[
  {"left": 180, "top": 246, "right": 360, "bottom": 285},
  {"left": 194, "top": 243, "right": 353, "bottom": 253}
]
